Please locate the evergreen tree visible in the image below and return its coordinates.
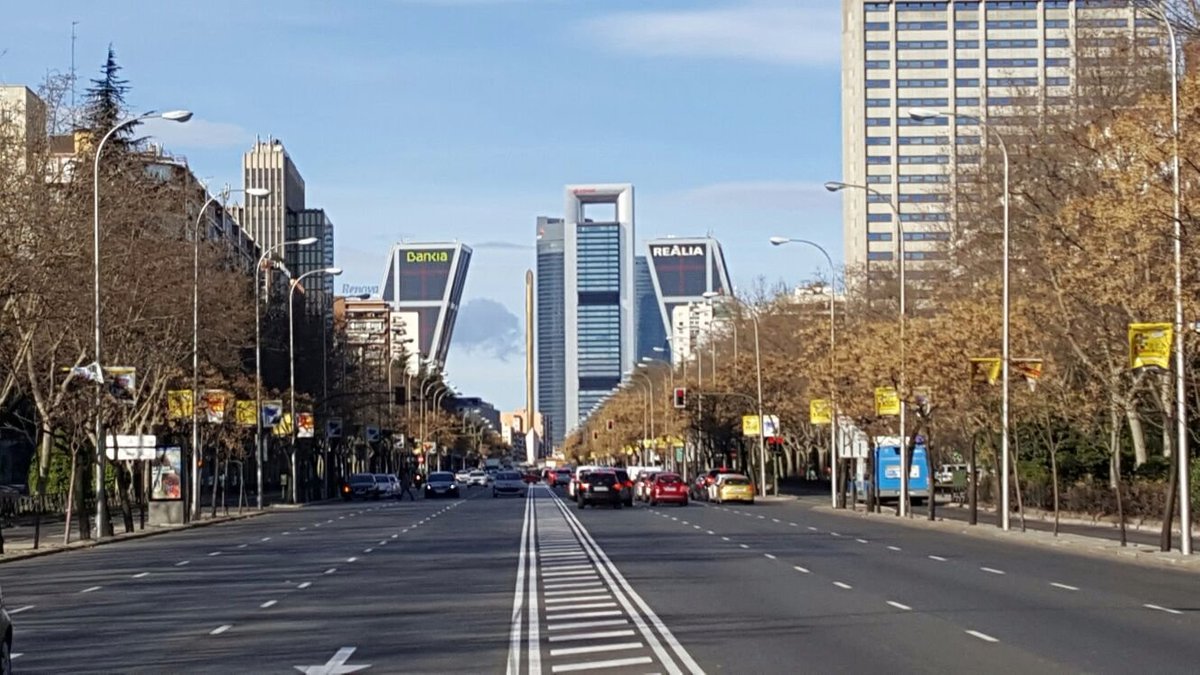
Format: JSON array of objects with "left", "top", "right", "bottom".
[{"left": 83, "top": 44, "right": 135, "bottom": 149}]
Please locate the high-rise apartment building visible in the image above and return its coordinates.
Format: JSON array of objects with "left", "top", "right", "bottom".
[
  {"left": 643, "top": 237, "right": 732, "bottom": 366},
  {"left": 239, "top": 137, "right": 306, "bottom": 253},
  {"left": 535, "top": 217, "right": 567, "bottom": 448},
  {"left": 378, "top": 242, "right": 472, "bottom": 373},
  {"left": 0, "top": 85, "right": 46, "bottom": 172},
  {"left": 841, "top": 0, "right": 1153, "bottom": 279},
  {"left": 563, "top": 184, "right": 635, "bottom": 433}
]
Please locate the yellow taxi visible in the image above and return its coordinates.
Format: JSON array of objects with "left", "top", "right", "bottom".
[{"left": 709, "top": 473, "right": 755, "bottom": 504}]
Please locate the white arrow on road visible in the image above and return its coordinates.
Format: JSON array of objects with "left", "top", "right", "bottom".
[{"left": 295, "top": 647, "right": 371, "bottom": 675}]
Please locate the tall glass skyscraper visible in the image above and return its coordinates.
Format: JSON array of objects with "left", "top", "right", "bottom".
[
  {"left": 644, "top": 237, "right": 732, "bottom": 366},
  {"left": 635, "top": 256, "right": 668, "bottom": 364},
  {"left": 378, "top": 241, "right": 472, "bottom": 372},
  {"left": 535, "top": 217, "right": 566, "bottom": 448}
]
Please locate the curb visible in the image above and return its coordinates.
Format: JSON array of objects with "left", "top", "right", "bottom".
[
  {"left": 938, "top": 502, "right": 1200, "bottom": 538},
  {"left": 812, "top": 504, "right": 1200, "bottom": 574}
]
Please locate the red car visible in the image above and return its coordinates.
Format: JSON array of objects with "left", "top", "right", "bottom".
[{"left": 648, "top": 472, "right": 689, "bottom": 506}]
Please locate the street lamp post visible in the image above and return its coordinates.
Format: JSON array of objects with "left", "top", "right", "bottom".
[
  {"left": 93, "top": 109, "right": 192, "bottom": 537},
  {"left": 769, "top": 236, "right": 838, "bottom": 507},
  {"left": 1138, "top": 1, "right": 1190, "bottom": 554},
  {"left": 629, "top": 374, "right": 652, "bottom": 465},
  {"left": 909, "top": 107, "right": 1011, "bottom": 529},
  {"left": 825, "top": 180, "right": 907, "bottom": 515},
  {"left": 191, "top": 185, "right": 269, "bottom": 521},
  {"left": 288, "top": 267, "right": 342, "bottom": 504},
  {"left": 254, "top": 236, "right": 319, "bottom": 509},
  {"left": 752, "top": 313, "right": 767, "bottom": 496}
]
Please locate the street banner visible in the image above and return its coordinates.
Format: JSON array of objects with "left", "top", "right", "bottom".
[
  {"left": 235, "top": 400, "right": 258, "bottom": 427},
  {"left": 1129, "top": 323, "right": 1172, "bottom": 370},
  {"left": 297, "top": 412, "right": 315, "bottom": 438},
  {"left": 68, "top": 362, "right": 104, "bottom": 384},
  {"left": 326, "top": 417, "right": 343, "bottom": 438},
  {"left": 167, "top": 390, "right": 193, "bottom": 420},
  {"left": 202, "top": 389, "right": 228, "bottom": 424},
  {"left": 810, "top": 399, "right": 832, "bottom": 425},
  {"left": 261, "top": 400, "right": 283, "bottom": 427},
  {"left": 875, "top": 386, "right": 900, "bottom": 416},
  {"left": 272, "top": 413, "right": 294, "bottom": 437},
  {"left": 365, "top": 425, "right": 381, "bottom": 443},
  {"left": 969, "top": 357, "right": 1002, "bottom": 385},
  {"left": 1012, "top": 358, "right": 1045, "bottom": 391},
  {"left": 106, "top": 434, "right": 157, "bottom": 461},
  {"left": 741, "top": 415, "right": 780, "bottom": 437},
  {"left": 150, "top": 447, "right": 183, "bottom": 501},
  {"left": 913, "top": 387, "right": 932, "bottom": 415},
  {"left": 106, "top": 366, "right": 136, "bottom": 402}
]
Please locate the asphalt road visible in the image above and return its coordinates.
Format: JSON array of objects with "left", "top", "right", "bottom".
[{"left": 5, "top": 483, "right": 1200, "bottom": 673}]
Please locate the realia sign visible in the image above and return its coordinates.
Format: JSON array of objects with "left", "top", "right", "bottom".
[{"left": 651, "top": 244, "right": 704, "bottom": 257}]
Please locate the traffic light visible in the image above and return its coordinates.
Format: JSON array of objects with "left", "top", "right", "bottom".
[{"left": 673, "top": 387, "right": 687, "bottom": 409}]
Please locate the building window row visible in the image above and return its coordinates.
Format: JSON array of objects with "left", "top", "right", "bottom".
[
  {"left": 899, "top": 136, "right": 948, "bottom": 146},
  {"left": 867, "top": 97, "right": 891, "bottom": 107},
  {"left": 898, "top": 59, "right": 949, "bottom": 68},
  {"left": 898, "top": 40, "right": 948, "bottom": 49},
  {"left": 900, "top": 21, "right": 949, "bottom": 31},
  {"left": 902, "top": 213, "right": 950, "bottom": 222},
  {"left": 898, "top": 78, "right": 949, "bottom": 88}
]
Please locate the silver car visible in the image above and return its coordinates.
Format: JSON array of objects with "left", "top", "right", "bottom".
[
  {"left": 492, "top": 471, "right": 527, "bottom": 498},
  {"left": 1, "top": 585, "right": 13, "bottom": 674}
]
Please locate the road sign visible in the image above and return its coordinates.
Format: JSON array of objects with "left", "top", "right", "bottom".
[
  {"left": 105, "top": 434, "right": 157, "bottom": 461},
  {"left": 295, "top": 646, "right": 370, "bottom": 674}
]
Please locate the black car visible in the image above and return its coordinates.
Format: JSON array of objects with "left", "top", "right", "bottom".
[
  {"left": 424, "top": 471, "right": 460, "bottom": 499},
  {"left": 578, "top": 471, "right": 622, "bottom": 509},
  {"left": 342, "top": 473, "right": 380, "bottom": 501}
]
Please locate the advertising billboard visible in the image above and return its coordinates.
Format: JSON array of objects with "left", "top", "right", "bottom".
[
  {"left": 151, "top": 447, "right": 183, "bottom": 500},
  {"left": 397, "top": 248, "right": 455, "bottom": 302},
  {"left": 649, "top": 243, "right": 709, "bottom": 297}
]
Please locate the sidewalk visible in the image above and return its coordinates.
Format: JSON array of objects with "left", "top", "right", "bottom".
[{"left": 814, "top": 503, "right": 1200, "bottom": 573}]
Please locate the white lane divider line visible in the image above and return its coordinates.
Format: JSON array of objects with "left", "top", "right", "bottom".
[
  {"left": 544, "top": 581, "right": 605, "bottom": 591},
  {"left": 550, "top": 642, "right": 644, "bottom": 657},
  {"left": 543, "top": 610, "right": 624, "bottom": 621},
  {"left": 237, "top": 543, "right": 248, "bottom": 549},
  {"left": 1145, "top": 603, "right": 1183, "bottom": 615},
  {"left": 548, "top": 629, "right": 637, "bottom": 643},
  {"left": 928, "top": 555, "right": 948, "bottom": 562},
  {"left": 325, "top": 568, "right": 337, "bottom": 575},
  {"left": 300, "top": 527, "right": 307, "bottom": 531},
  {"left": 546, "top": 602, "right": 619, "bottom": 612},
  {"left": 887, "top": 545, "right": 902, "bottom": 551},
  {"left": 545, "top": 588, "right": 608, "bottom": 597},
  {"left": 209, "top": 551, "right": 222, "bottom": 557},
  {"left": 261, "top": 537, "right": 272, "bottom": 542},
  {"left": 794, "top": 566, "right": 811, "bottom": 574},
  {"left": 282, "top": 532, "right": 291, "bottom": 536},
  {"left": 808, "top": 526, "right": 819, "bottom": 531},
  {"left": 966, "top": 630, "right": 999, "bottom": 643},
  {"left": 887, "top": 601, "right": 912, "bottom": 611},
  {"left": 10, "top": 605, "right": 34, "bottom": 615},
  {"left": 261, "top": 600, "right": 278, "bottom": 609},
  {"left": 379, "top": 540, "right": 388, "bottom": 546},
  {"left": 1050, "top": 582, "right": 1079, "bottom": 591},
  {"left": 545, "top": 595, "right": 613, "bottom": 605},
  {"left": 830, "top": 532, "right": 842, "bottom": 537},
  {"left": 175, "top": 560, "right": 191, "bottom": 567},
  {"left": 789, "top": 522, "right": 798, "bottom": 527},
  {"left": 392, "top": 533, "right": 399, "bottom": 538},
  {"left": 551, "top": 656, "right": 653, "bottom": 672},
  {"left": 298, "top": 582, "right": 312, "bottom": 589},
  {"left": 692, "top": 525, "right": 701, "bottom": 530},
  {"left": 739, "top": 544, "right": 750, "bottom": 549},
  {"left": 772, "top": 518, "right": 781, "bottom": 523},
  {"left": 981, "top": 567, "right": 1005, "bottom": 575},
  {"left": 346, "top": 557, "right": 358, "bottom": 563},
  {"left": 547, "top": 619, "right": 629, "bottom": 632},
  {"left": 706, "top": 530, "right": 715, "bottom": 535},
  {"left": 833, "top": 582, "right": 853, "bottom": 590},
  {"left": 721, "top": 536, "right": 731, "bottom": 542},
  {"left": 764, "top": 554, "right": 777, "bottom": 560},
  {"left": 856, "top": 538, "right": 869, "bottom": 544},
  {"left": 132, "top": 572, "right": 150, "bottom": 579},
  {"left": 364, "top": 548, "right": 374, "bottom": 553},
  {"left": 210, "top": 624, "right": 232, "bottom": 635}
]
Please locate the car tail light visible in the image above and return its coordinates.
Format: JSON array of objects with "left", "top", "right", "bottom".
[{"left": 342, "top": 485, "right": 350, "bottom": 493}]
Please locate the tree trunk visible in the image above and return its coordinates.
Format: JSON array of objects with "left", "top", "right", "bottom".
[
  {"left": 968, "top": 433, "right": 978, "bottom": 526},
  {"left": 1050, "top": 446, "right": 1061, "bottom": 536},
  {"left": 210, "top": 452, "right": 221, "bottom": 519},
  {"left": 33, "top": 426, "right": 53, "bottom": 550},
  {"left": 1111, "top": 403, "right": 1127, "bottom": 547},
  {"left": 1125, "top": 404, "right": 1148, "bottom": 469},
  {"left": 1013, "top": 428, "right": 1026, "bottom": 532},
  {"left": 116, "top": 462, "right": 134, "bottom": 533}
]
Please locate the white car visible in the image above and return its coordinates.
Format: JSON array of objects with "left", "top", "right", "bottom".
[
  {"left": 492, "top": 470, "right": 527, "bottom": 498},
  {"left": 455, "top": 469, "right": 472, "bottom": 483},
  {"left": 467, "top": 470, "right": 489, "bottom": 487}
]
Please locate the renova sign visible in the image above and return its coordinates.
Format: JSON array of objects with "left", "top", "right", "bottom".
[
  {"left": 651, "top": 244, "right": 704, "bottom": 257},
  {"left": 407, "top": 250, "right": 450, "bottom": 263}
]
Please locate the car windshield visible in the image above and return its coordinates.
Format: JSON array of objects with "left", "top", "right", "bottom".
[
  {"left": 657, "top": 475, "right": 681, "bottom": 484},
  {"left": 429, "top": 473, "right": 454, "bottom": 482},
  {"left": 589, "top": 473, "right": 616, "bottom": 486},
  {"left": 723, "top": 477, "right": 750, "bottom": 486},
  {"left": 497, "top": 472, "right": 521, "bottom": 480},
  {"left": 615, "top": 470, "right": 630, "bottom": 482},
  {"left": 349, "top": 475, "right": 375, "bottom": 484}
]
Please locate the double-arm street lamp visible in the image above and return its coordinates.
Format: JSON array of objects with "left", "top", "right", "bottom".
[
  {"left": 825, "top": 180, "right": 909, "bottom": 515},
  {"left": 254, "top": 236, "right": 319, "bottom": 509},
  {"left": 288, "top": 267, "right": 342, "bottom": 503},
  {"left": 191, "top": 185, "right": 269, "bottom": 520},
  {"left": 768, "top": 236, "right": 838, "bottom": 508},
  {"left": 93, "top": 109, "right": 192, "bottom": 537}
]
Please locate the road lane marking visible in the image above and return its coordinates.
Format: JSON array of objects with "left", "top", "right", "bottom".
[
  {"left": 261, "top": 537, "right": 271, "bottom": 542},
  {"left": 175, "top": 560, "right": 190, "bottom": 567},
  {"left": 551, "top": 656, "right": 653, "bottom": 673},
  {"left": 237, "top": 544, "right": 248, "bottom": 549},
  {"left": 887, "top": 601, "right": 912, "bottom": 611},
  {"left": 887, "top": 546, "right": 902, "bottom": 551},
  {"left": 830, "top": 532, "right": 842, "bottom": 537},
  {"left": 298, "top": 582, "right": 312, "bottom": 589},
  {"left": 1050, "top": 582, "right": 1079, "bottom": 591},
  {"left": 692, "top": 525, "right": 701, "bottom": 530},
  {"left": 544, "top": 581, "right": 604, "bottom": 590},
  {"left": 545, "top": 588, "right": 608, "bottom": 597},
  {"left": 392, "top": 533, "right": 399, "bottom": 538},
  {"left": 772, "top": 518, "right": 781, "bottom": 523},
  {"left": 300, "top": 527, "right": 307, "bottom": 531},
  {"left": 507, "top": 490, "right": 535, "bottom": 675},
  {"left": 966, "top": 630, "right": 999, "bottom": 643},
  {"left": 808, "top": 526, "right": 819, "bottom": 531},
  {"left": 833, "top": 582, "right": 852, "bottom": 590},
  {"left": 706, "top": 530, "right": 715, "bottom": 535},
  {"left": 928, "top": 555, "right": 947, "bottom": 562},
  {"left": 261, "top": 600, "right": 277, "bottom": 608},
  {"left": 544, "top": 610, "right": 624, "bottom": 621},
  {"left": 856, "top": 538, "right": 869, "bottom": 544},
  {"left": 764, "top": 554, "right": 777, "bottom": 560},
  {"left": 757, "top": 515, "right": 765, "bottom": 519},
  {"left": 721, "top": 536, "right": 731, "bottom": 541},
  {"left": 542, "top": 564, "right": 593, "bottom": 572},
  {"left": 210, "top": 624, "right": 232, "bottom": 635},
  {"left": 10, "top": 605, "right": 34, "bottom": 615},
  {"left": 550, "top": 642, "right": 644, "bottom": 657},
  {"left": 789, "top": 522, "right": 798, "bottom": 527},
  {"left": 379, "top": 540, "right": 388, "bottom": 545},
  {"left": 794, "top": 566, "right": 811, "bottom": 574},
  {"left": 1145, "top": 603, "right": 1183, "bottom": 615},
  {"left": 325, "top": 568, "right": 337, "bottom": 574},
  {"left": 209, "top": 551, "right": 222, "bottom": 557},
  {"left": 346, "top": 557, "right": 358, "bottom": 563},
  {"left": 132, "top": 572, "right": 149, "bottom": 579},
  {"left": 549, "top": 630, "right": 637, "bottom": 642},
  {"left": 548, "top": 619, "right": 629, "bottom": 631},
  {"left": 81, "top": 586, "right": 101, "bottom": 593},
  {"left": 546, "top": 595, "right": 612, "bottom": 605},
  {"left": 364, "top": 548, "right": 374, "bottom": 553},
  {"left": 981, "top": 567, "right": 1005, "bottom": 575},
  {"left": 546, "top": 602, "right": 618, "bottom": 612},
  {"left": 282, "top": 532, "right": 291, "bottom": 535},
  {"left": 739, "top": 544, "right": 750, "bottom": 549}
]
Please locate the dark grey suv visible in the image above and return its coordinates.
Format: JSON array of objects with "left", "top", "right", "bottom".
[{"left": 578, "top": 471, "right": 622, "bottom": 509}]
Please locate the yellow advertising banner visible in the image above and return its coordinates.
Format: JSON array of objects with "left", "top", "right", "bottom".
[
  {"left": 810, "top": 399, "right": 832, "bottom": 425},
  {"left": 969, "top": 357, "right": 1002, "bottom": 385},
  {"left": 272, "top": 413, "right": 294, "bottom": 437},
  {"left": 875, "top": 386, "right": 900, "bottom": 417},
  {"left": 1129, "top": 323, "right": 1172, "bottom": 370},
  {"left": 235, "top": 400, "right": 257, "bottom": 427},
  {"left": 167, "top": 390, "right": 193, "bottom": 420}
]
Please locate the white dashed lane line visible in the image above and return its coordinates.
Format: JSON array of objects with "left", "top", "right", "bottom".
[
  {"left": 764, "top": 554, "right": 777, "bottom": 560},
  {"left": 208, "top": 551, "right": 222, "bottom": 557},
  {"left": 325, "top": 568, "right": 337, "bottom": 575},
  {"left": 175, "top": 560, "right": 190, "bottom": 567},
  {"left": 260, "top": 600, "right": 277, "bottom": 609},
  {"left": 966, "top": 630, "right": 999, "bottom": 643},
  {"left": 928, "top": 555, "right": 948, "bottom": 562},
  {"left": 10, "top": 605, "right": 34, "bottom": 615},
  {"left": 131, "top": 572, "right": 149, "bottom": 579},
  {"left": 1050, "top": 582, "right": 1079, "bottom": 591},
  {"left": 298, "top": 582, "right": 312, "bottom": 590},
  {"left": 887, "top": 601, "right": 913, "bottom": 611},
  {"left": 739, "top": 544, "right": 750, "bottom": 549},
  {"left": 1145, "top": 604, "right": 1183, "bottom": 615},
  {"left": 981, "top": 567, "right": 1006, "bottom": 575},
  {"left": 833, "top": 582, "right": 853, "bottom": 590},
  {"left": 887, "top": 545, "right": 902, "bottom": 551},
  {"left": 80, "top": 586, "right": 101, "bottom": 594},
  {"left": 237, "top": 543, "right": 248, "bottom": 549},
  {"left": 794, "top": 566, "right": 811, "bottom": 574},
  {"left": 856, "top": 538, "right": 869, "bottom": 544},
  {"left": 210, "top": 624, "right": 232, "bottom": 636}
]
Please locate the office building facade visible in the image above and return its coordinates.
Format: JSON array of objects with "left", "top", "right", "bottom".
[
  {"left": 535, "top": 217, "right": 567, "bottom": 448},
  {"left": 635, "top": 256, "right": 668, "bottom": 364},
  {"left": 563, "top": 184, "right": 635, "bottom": 433},
  {"left": 644, "top": 237, "right": 732, "bottom": 367},
  {"left": 379, "top": 241, "right": 472, "bottom": 373},
  {"left": 239, "top": 137, "right": 306, "bottom": 254},
  {"left": 841, "top": 0, "right": 1154, "bottom": 279},
  {"left": 286, "top": 208, "right": 335, "bottom": 316}
]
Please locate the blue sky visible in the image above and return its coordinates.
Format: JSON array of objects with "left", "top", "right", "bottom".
[{"left": 3, "top": 0, "right": 843, "bottom": 411}]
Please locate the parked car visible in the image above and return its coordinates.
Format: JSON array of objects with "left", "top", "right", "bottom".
[
  {"left": 492, "top": 471, "right": 528, "bottom": 498},
  {"left": 613, "top": 468, "right": 635, "bottom": 507},
  {"left": 466, "top": 470, "right": 489, "bottom": 487},
  {"left": 696, "top": 468, "right": 733, "bottom": 501},
  {"left": 648, "top": 472, "right": 689, "bottom": 506},
  {"left": 709, "top": 473, "right": 755, "bottom": 504},
  {"left": 374, "top": 474, "right": 400, "bottom": 499},
  {"left": 635, "top": 470, "right": 660, "bottom": 502},
  {"left": 342, "top": 473, "right": 381, "bottom": 501},
  {"left": 455, "top": 468, "right": 473, "bottom": 483},
  {"left": 424, "top": 471, "right": 460, "bottom": 499},
  {"left": 577, "top": 470, "right": 622, "bottom": 509},
  {"left": 1, "top": 584, "right": 12, "bottom": 674}
]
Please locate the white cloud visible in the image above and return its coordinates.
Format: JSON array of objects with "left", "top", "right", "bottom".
[
  {"left": 140, "top": 118, "right": 253, "bottom": 150},
  {"left": 667, "top": 180, "right": 835, "bottom": 211},
  {"left": 580, "top": 3, "right": 839, "bottom": 67}
]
